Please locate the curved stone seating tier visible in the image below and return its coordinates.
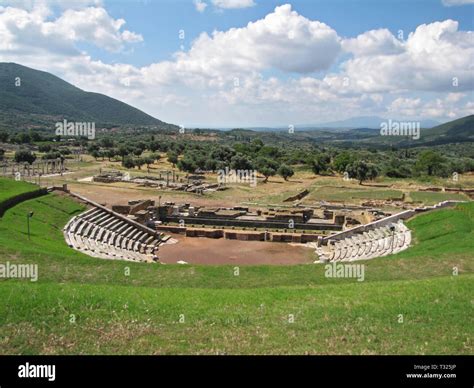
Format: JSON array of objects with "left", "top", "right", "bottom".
[
  {"left": 317, "top": 221, "right": 412, "bottom": 262},
  {"left": 64, "top": 206, "right": 163, "bottom": 263}
]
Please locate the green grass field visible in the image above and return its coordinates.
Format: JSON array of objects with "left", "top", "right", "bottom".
[
  {"left": 408, "top": 191, "right": 469, "bottom": 205},
  {"left": 0, "top": 179, "right": 472, "bottom": 354},
  {"left": 307, "top": 186, "right": 404, "bottom": 202},
  {"left": 0, "top": 177, "right": 38, "bottom": 203}
]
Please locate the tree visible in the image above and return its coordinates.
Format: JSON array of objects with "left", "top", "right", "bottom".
[
  {"left": 347, "top": 161, "right": 378, "bottom": 184},
  {"left": 42, "top": 151, "right": 62, "bottom": 160},
  {"left": 211, "top": 146, "right": 236, "bottom": 163},
  {"left": 204, "top": 158, "right": 218, "bottom": 171},
  {"left": 258, "top": 145, "right": 281, "bottom": 159},
  {"left": 132, "top": 148, "right": 143, "bottom": 157},
  {"left": 311, "top": 154, "right": 330, "bottom": 175},
  {"left": 16, "top": 133, "right": 31, "bottom": 144},
  {"left": 0, "top": 132, "right": 8, "bottom": 143},
  {"left": 14, "top": 150, "right": 36, "bottom": 164},
  {"left": 177, "top": 157, "right": 197, "bottom": 173},
  {"left": 251, "top": 138, "right": 264, "bottom": 152},
  {"left": 260, "top": 167, "right": 277, "bottom": 183},
  {"left": 30, "top": 132, "right": 42, "bottom": 142},
  {"left": 385, "top": 166, "right": 412, "bottom": 178},
  {"left": 256, "top": 157, "right": 279, "bottom": 183},
  {"left": 91, "top": 150, "right": 101, "bottom": 160},
  {"left": 230, "top": 154, "right": 254, "bottom": 171},
  {"left": 150, "top": 153, "right": 161, "bottom": 162},
  {"left": 144, "top": 156, "right": 155, "bottom": 169},
  {"left": 106, "top": 149, "right": 117, "bottom": 161},
  {"left": 136, "top": 141, "right": 147, "bottom": 152},
  {"left": 118, "top": 146, "right": 129, "bottom": 163},
  {"left": 135, "top": 158, "right": 146, "bottom": 170},
  {"left": 333, "top": 152, "right": 354, "bottom": 173},
  {"left": 415, "top": 150, "right": 445, "bottom": 176},
  {"left": 38, "top": 144, "right": 52, "bottom": 153},
  {"left": 100, "top": 138, "right": 114, "bottom": 148},
  {"left": 122, "top": 157, "right": 135, "bottom": 169},
  {"left": 0, "top": 148, "right": 4, "bottom": 161},
  {"left": 149, "top": 141, "right": 160, "bottom": 152},
  {"left": 167, "top": 151, "right": 178, "bottom": 167},
  {"left": 87, "top": 144, "right": 99, "bottom": 153},
  {"left": 277, "top": 164, "right": 294, "bottom": 181}
]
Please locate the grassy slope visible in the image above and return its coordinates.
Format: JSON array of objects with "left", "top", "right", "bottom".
[
  {"left": 0, "top": 62, "right": 172, "bottom": 128},
  {"left": 408, "top": 191, "right": 468, "bottom": 205},
  {"left": 0, "top": 186, "right": 472, "bottom": 354},
  {"left": 0, "top": 178, "right": 38, "bottom": 203}
]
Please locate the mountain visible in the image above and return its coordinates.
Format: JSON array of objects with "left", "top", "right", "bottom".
[
  {"left": 0, "top": 62, "right": 177, "bottom": 131},
  {"left": 238, "top": 115, "right": 473, "bottom": 148},
  {"left": 311, "top": 116, "right": 440, "bottom": 130},
  {"left": 422, "top": 114, "right": 474, "bottom": 139},
  {"left": 239, "top": 116, "right": 440, "bottom": 132},
  {"left": 347, "top": 114, "right": 474, "bottom": 148}
]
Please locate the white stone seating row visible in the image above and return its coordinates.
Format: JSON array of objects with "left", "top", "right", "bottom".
[
  {"left": 63, "top": 207, "right": 161, "bottom": 263},
  {"left": 316, "top": 221, "right": 412, "bottom": 262}
]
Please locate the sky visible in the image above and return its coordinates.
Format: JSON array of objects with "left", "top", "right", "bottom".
[{"left": 0, "top": 0, "right": 473, "bottom": 127}]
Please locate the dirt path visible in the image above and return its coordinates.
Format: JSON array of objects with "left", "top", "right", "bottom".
[{"left": 158, "top": 233, "right": 315, "bottom": 265}]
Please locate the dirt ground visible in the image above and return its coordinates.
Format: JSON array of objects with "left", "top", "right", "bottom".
[
  {"left": 67, "top": 182, "right": 233, "bottom": 207},
  {"left": 158, "top": 233, "right": 315, "bottom": 265}
]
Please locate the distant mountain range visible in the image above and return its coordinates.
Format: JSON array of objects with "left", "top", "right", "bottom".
[
  {"left": 244, "top": 116, "right": 441, "bottom": 132},
  {"left": 221, "top": 114, "right": 473, "bottom": 148},
  {"left": 307, "top": 116, "right": 440, "bottom": 130},
  {"left": 0, "top": 62, "right": 177, "bottom": 131},
  {"left": 322, "top": 114, "right": 474, "bottom": 147},
  {"left": 0, "top": 62, "right": 471, "bottom": 147}
]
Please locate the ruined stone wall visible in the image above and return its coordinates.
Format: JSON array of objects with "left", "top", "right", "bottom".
[
  {"left": 112, "top": 205, "right": 131, "bottom": 215},
  {"left": 283, "top": 189, "right": 309, "bottom": 202},
  {"left": 129, "top": 200, "right": 155, "bottom": 215},
  {"left": 164, "top": 215, "right": 342, "bottom": 231},
  {"left": 156, "top": 224, "right": 321, "bottom": 243},
  {"left": 186, "top": 229, "right": 224, "bottom": 238}
]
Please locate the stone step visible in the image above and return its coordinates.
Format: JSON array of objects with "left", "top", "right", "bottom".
[
  {"left": 108, "top": 219, "right": 124, "bottom": 232},
  {"left": 96, "top": 226, "right": 108, "bottom": 241},
  {"left": 70, "top": 219, "right": 84, "bottom": 234},
  {"left": 115, "top": 222, "right": 132, "bottom": 236},
  {"left": 81, "top": 208, "right": 102, "bottom": 221},
  {"left": 122, "top": 226, "right": 136, "bottom": 239},
  {"left": 139, "top": 233, "right": 152, "bottom": 243},
  {"left": 95, "top": 214, "right": 114, "bottom": 227},
  {"left": 97, "top": 225, "right": 111, "bottom": 241}
]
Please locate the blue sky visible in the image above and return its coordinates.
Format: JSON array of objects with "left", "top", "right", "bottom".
[
  {"left": 96, "top": 0, "right": 474, "bottom": 67},
  {"left": 1, "top": 0, "right": 473, "bottom": 127}
]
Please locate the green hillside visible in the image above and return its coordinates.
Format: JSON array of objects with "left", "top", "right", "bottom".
[
  {"left": 336, "top": 115, "right": 474, "bottom": 148},
  {"left": 0, "top": 62, "right": 176, "bottom": 130},
  {"left": 0, "top": 177, "right": 38, "bottom": 203},
  {"left": 0, "top": 179, "right": 472, "bottom": 354},
  {"left": 216, "top": 115, "right": 473, "bottom": 149},
  {"left": 421, "top": 114, "right": 474, "bottom": 141}
]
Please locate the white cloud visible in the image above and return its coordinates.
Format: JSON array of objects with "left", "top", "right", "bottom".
[
  {"left": 194, "top": 0, "right": 208, "bottom": 13},
  {"left": 0, "top": 0, "right": 103, "bottom": 11},
  {"left": 212, "top": 0, "right": 255, "bottom": 9},
  {"left": 442, "top": 0, "right": 474, "bottom": 6},
  {"left": 340, "top": 20, "right": 474, "bottom": 93},
  {"left": 53, "top": 7, "right": 143, "bottom": 51},
  {"left": 0, "top": 4, "right": 142, "bottom": 54},
  {"left": 0, "top": 2, "right": 472, "bottom": 126},
  {"left": 342, "top": 29, "right": 403, "bottom": 56},
  {"left": 388, "top": 94, "right": 472, "bottom": 119},
  {"left": 167, "top": 4, "right": 341, "bottom": 76}
]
